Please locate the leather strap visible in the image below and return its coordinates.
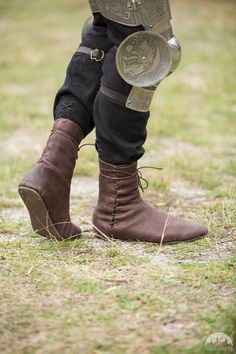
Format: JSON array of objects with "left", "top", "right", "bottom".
[{"left": 100, "top": 84, "right": 127, "bottom": 106}]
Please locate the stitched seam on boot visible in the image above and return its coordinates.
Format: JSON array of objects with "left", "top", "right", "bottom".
[
  {"left": 39, "top": 130, "right": 56, "bottom": 162},
  {"left": 110, "top": 173, "right": 119, "bottom": 236}
]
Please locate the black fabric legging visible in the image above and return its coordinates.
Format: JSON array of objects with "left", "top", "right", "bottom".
[{"left": 54, "top": 13, "right": 150, "bottom": 165}]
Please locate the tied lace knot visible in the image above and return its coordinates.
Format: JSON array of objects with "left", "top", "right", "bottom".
[{"left": 137, "top": 166, "right": 163, "bottom": 192}]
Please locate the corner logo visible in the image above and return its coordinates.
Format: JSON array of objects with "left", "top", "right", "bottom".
[{"left": 205, "top": 332, "right": 233, "bottom": 352}]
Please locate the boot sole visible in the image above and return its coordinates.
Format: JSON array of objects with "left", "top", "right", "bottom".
[
  {"left": 18, "top": 186, "right": 63, "bottom": 240},
  {"left": 93, "top": 228, "right": 206, "bottom": 244}
]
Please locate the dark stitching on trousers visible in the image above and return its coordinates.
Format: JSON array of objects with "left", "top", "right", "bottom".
[{"left": 58, "top": 103, "right": 73, "bottom": 112}]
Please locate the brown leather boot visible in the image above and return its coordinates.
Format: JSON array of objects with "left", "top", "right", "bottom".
[
  {"left": 18, "top": 118, "right": 84, "bottom": 240},
  {"left": 93, "top": 160, "right": 208, "bottom": 243}
]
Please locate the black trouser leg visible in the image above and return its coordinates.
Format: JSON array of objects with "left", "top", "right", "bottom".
[
  {"left": 93, "top": 18, "right": 150, "bottom": 165},
  {"left": 54, "top": 14, "right": 112, "bottom": 137}
]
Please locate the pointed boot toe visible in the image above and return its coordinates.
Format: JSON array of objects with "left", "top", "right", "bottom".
[
  {"left": 167, "top": 218, "right": 209, "bottom": 242},
  {"left": 190, "top": 222, "right": 208, "bottom": 239}
]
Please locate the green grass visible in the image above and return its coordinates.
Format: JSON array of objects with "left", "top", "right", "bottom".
[
  {"left": 1, "top": 236, "right": 235, "bottom": 353},
  {"left": 0, "top": 0, "right": 235, "bottom": 353}
]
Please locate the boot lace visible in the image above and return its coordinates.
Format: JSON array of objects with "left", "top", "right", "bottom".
[
  {"left": 78, "top": 143, "right": 163, "bottom": 193},
  {"left": 78, "top": 143, "right": 96, "bottom": 151},
  {"left": 137, "top": 166, "right": 163, "bottom": 192}
]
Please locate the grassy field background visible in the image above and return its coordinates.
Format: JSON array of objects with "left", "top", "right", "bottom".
[{"left": 0, "top": 0, "right": 235, "bottom": 353}]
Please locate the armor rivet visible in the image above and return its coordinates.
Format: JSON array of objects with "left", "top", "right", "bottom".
[
  {"left": 150, "top": 24, "right": 153, "bottom": 28},
  {"left": 128, "top": 100, "right": 132, "bottom": 104},
  {"left": 142, "top": 56, "right": 146, "bottom": 60}
]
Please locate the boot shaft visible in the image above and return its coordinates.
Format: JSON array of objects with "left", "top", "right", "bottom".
[
  {"left": 97, "top": 159, "right": 142, "bottom": 209},
  {"left": 40, "top": 118, "right": 84, "bottom": 181}
]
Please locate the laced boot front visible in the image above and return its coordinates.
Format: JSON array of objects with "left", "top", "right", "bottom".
[
  {"left": 93, "top": 159, "right": 208, "bottom": 243},
  {"left": 18, "top": 118, "right": 84, "bottom": 240}
]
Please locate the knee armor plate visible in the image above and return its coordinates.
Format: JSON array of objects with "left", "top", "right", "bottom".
[
  {"left": 116, "top": 31, "right": 172, "bottom": 87},
  {"left": 89, "top": 0, "right": 181, "bottom": 112}
]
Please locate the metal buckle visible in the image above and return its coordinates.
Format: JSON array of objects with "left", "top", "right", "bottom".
[{"left": 90, "top": 48, "right": 105, "bottom": 62}]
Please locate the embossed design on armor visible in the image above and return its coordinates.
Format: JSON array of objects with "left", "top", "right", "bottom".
[
  {"left": 116, "top": 31, "right": 172, "bottom": 87},
  {"left": 101, "top": 0, "right": 131, "bottom": 21},
  {"left": 89, "top": 0, "right": 171, "bottom": 29},
  {"left": 140, "top": 0, "right": 171, "bottom": 27},
  {"left": 121, "top": 34, "right": 160, "bottom": 78}
]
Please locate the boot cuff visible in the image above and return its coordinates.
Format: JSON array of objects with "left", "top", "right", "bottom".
[
  {"left": 99, "top": 159, "right": 138, "bottom": 178},
  {"left": 53, "top": 118, "right": 84, "bottom": 144}
]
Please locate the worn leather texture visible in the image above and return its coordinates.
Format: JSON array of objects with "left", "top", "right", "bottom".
[
  {"left": 19, "top": 118, "right": 84, "bottom": 239},
  {"left": 93, "top": 159, "right": 208, "bottom": 243}
]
